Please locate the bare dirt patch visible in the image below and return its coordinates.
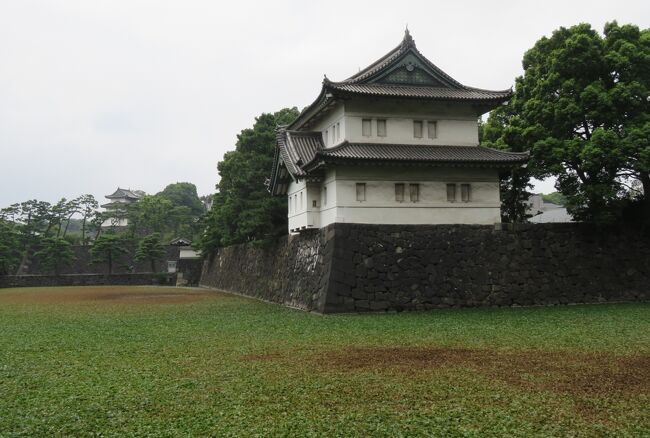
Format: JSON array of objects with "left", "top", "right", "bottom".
[
  {"left": 315, "top": 347, "right": 650, "bottom": 397},
  {"left": 0, "top": 286, "right": 221, "bottom": 305}
]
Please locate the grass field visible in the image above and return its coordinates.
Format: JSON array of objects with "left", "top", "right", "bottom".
[{"left": 0, "top": 286, "right": 648, "bottom": 437}]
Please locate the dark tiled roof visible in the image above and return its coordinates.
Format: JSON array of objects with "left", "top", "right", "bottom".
[
  {"left": 269, "top": 129, "right": 323, "bottom": 194},
  {"left": 274, "top": 130, "right": 321, "bottom": 177},
  {"left": 105, "top": 188, "right": 144, "bottom": 200},
  {"left": 344, "top": 29, "right": 465, "bottom": 88},
  {"left": 270, "top": 127, "right": 529, "bottom": 194},
  {"left": 313, "top": 142, "right": 529, "bottom": 166},
  {"left": 324, "top": 83, "right": 512, "bottom": 101},
  {"left": 170, "top": 237, "right": 192, "bottom": 246},
  {"left": 289, "top": 30, "right": 512, "bottom": 130}
]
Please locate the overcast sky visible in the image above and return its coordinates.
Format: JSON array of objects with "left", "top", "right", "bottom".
[{"left": 1, "top": 0, "right": 649, "bottom": 207}]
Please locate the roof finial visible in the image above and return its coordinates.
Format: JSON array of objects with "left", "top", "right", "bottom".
[{"left": 402, "top": 25, "right": 415, "bottom": 48}]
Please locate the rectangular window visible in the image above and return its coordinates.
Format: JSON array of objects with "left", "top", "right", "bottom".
[
  {"left": 461, "top": 184, "right": 471, "bottom": 202},
  {"left": 323, "top": 186, "right": 327, "bottom": 206},
  {"left": 446, "top": 184, "right": 457, "bottom": 202},
  {"left": 356, "top": 183, "right": 366, "bottom": 201},
  {"left": 300, "top": 192, "right": 303, "bottom": 210},
  {"left": 312, "top": 200, "right": 317, "bottom": 208},
  {"left": 336, "top": 122, "right": 340, "bottom": 140},
  {"left": 394, "top": 183, "right": 404, "bottom": 202},
  {"left": 413, "top": 120, "right": 423, "bottom": 138},
  {"left": 362, "top": 119, "right": 372, "bottom": 137},
  {"left": 427, "top": 121, "right": 437, "bottom": 139},
  {"left": 288, "top": 195, "right": 292, "bottom": 213},
  {"left": 324, "top": 130, "right": 329, "bottom": 145},
  {"left": 377, "top": 119, "right": 387, "bottom": 137},
  {"left": 409, "top": 183, "right": 419, "bottom": 202}
]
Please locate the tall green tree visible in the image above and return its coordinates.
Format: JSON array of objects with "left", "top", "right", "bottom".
[
  {"left": 75, "top": 194, "right": 99, "bottom": 245},
  {"left": 0, "top": 221, "right": 21, "bottom": 275},
  {"left": 158, "top": 183, "right": 204, "bottom": 217},
  {"left": 199, "top": 107, "right": 299, "bottom": 252},
  {"left": 91, "top": 234, "right": 129, "bottom": 274},
  {"left": 134, "top": 233, "right": 166, "bottom": 272},
  {"left": 482, "top": 104, "right": 534, "bottom": 222},
  {"left": 128, "top": 195, "right": 172, "bottom": 236},
  {"left": 34, "top": 237, "right": 75, "bottom": 276},
  {"left": 485, "top": 22, "right": 650, "bottom": 223}
]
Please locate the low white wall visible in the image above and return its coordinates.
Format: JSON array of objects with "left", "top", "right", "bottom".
[{"left": 321, "top": 206, "right": 501, "bottom": 226}]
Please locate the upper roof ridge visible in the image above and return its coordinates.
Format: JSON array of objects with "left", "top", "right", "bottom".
[{"left": 402, "top": 26, "right": 416, "bottom": 49}]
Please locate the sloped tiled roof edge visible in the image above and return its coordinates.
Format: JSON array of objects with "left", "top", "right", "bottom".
[
  {"left": 343, "top": 29, "right": 463, "bottom": 88},
  {"left": 105, "top": 188, "right": 144, "bottom": 199},
  {"left": 302, "top": 142, "right": 529, "bottom": 172},
  {"left": 323, "top": 83, "right": 512, "bottom": 101},
  {"left": 289, "top": 30, "right": 512, "bottom": 130},
  {"left": 269, "top": 128, "right": 324, "bottom": 194}
]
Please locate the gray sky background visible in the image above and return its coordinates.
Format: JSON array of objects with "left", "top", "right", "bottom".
[{"left": 1, "top": 0, "right": 649, "bottom": 207}]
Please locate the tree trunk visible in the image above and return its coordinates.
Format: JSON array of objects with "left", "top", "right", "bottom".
[
  {"left": 62, "top": 213, "right": 75, "bottom": 238},
  {"left": 108, "top": 253, "right": 113, "bottom": 275},
  {"left": 151, "top": 259, "right": 156, "bottom": 273},
  {"left": 81, "top": 216, "right": 87, "bottom": 245}
]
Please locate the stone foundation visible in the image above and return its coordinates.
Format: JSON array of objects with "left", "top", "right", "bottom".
[
  {"left": 0, "top": 273, "right": 176, "bottom": 288},
  {"left": 200, "top": 223, "right": 650, "bottom": 313}
]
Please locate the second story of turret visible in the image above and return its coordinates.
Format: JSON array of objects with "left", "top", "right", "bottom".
[{"left": 288, "top": 29, "right": 512, "bottom": 149}]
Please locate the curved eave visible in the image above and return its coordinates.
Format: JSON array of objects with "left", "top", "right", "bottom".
[
  {"left": 324, "top": 82, "right": 512, "bottom": 104},
  {"left": 304, "top": 157, "right": 527, "bottom": 173},
  {"left": 288, "top": 86, "right": 333, "bottom": 131},
  {"left": 301, "top": 143, "right": 529, "bottom": 173}
]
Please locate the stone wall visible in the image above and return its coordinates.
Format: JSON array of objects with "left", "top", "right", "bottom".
[
  {"left": 200, "top": 229, "right": 333, "bottom": 311},
  {"left": 0, "top": 273, "right": 177, "bottom": 289},
  {"left": 22, "top": 245, "right": 180, "bottom": 275},
  {"left": 200, "top": 223, "right": 650, "bottom": 313}
]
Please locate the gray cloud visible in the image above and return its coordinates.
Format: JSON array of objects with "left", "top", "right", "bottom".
[{"left": 1, "top": 0, "right": 648, "bottom": 205}]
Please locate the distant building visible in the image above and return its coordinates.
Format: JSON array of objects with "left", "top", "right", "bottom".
[
  {"left": 167, "top": 237, "right": 201, "bottom": 286},
  {"left": 269, "top": 29, "right": 528, "bottom": 233},
  {"left": 101, "top": 187, "right": 145, "bottom": 228},
  {"left": 170, "top": 237, "right": 192, "bottom": 246},
  {"left": 527, "top": 194, "right": 573, "bottom": 223}
]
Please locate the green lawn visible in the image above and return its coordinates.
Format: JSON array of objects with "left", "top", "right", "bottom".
[{"left": 0, "top": 286, "right": 648, "bottom": 437}]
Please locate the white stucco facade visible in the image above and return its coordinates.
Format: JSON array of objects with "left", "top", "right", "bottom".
[
  {"left": 272, "top": 31, "right": 526, "bottom": 233},
  {"left": 288, "top": 166, "right": 501, "bottom": 232},
  {"left": 311, "top": 101, "right": 480, "bottom": 149}
]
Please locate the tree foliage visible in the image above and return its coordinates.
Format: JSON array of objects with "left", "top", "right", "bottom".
[
  {"left": 199, "top": 107, "right": 299, "bottom": 252},
  {"left": 91, "top": 234, "right": 129, "bottom": 275},
  {"left": 542, "top": 192, "right": 568, "bottom": 206},
  {"left": 158, "top": 183, "right": 204, "bottom": 217},
  {"left": 34, "top": 237, "right": 75, "bottom": 275},
  {"left": 484, "top": 22, "right": 650, "bottom": 223},
  {"left": 482, "top": 103, "right": 534, "bottom": 223},
  {"left": 134, "top": 233, "right": 166, "bottom": 272},
  {"left": 0, "top": 221, "right": 21, "bottom": 275}
]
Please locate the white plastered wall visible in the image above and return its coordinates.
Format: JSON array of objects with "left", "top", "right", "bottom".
[
  {"left": 311, "top": 103, "right": 345, "bottom": 148},
  {"left": 343, "top": 99, "right": 479, "bottom": 146},
  {"left": 316, "top": 166, "right": 501, "bottom": 228}
]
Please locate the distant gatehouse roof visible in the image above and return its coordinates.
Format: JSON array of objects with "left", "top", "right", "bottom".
[{"left": 105, "top": 188, "right": 145, "bottom": 200}]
